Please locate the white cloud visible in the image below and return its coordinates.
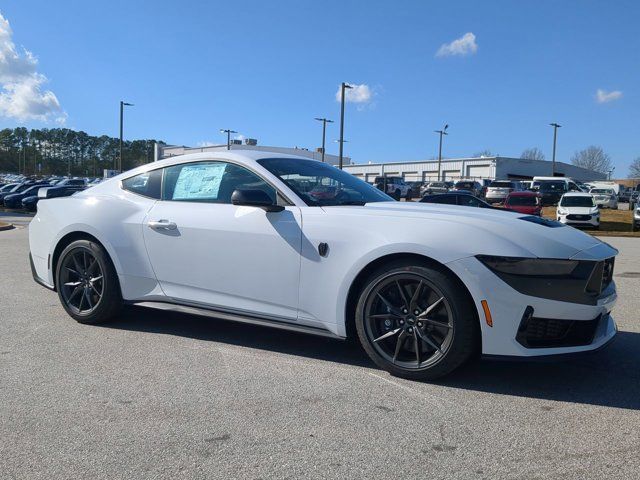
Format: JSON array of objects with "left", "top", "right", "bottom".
[
  {"left": 436, "top": 32, "right": 478, "bottom": 57},
  {"left": 335, "top": 83, "right": 372, "bottom": 104},
  {"left": 196, "top": 141, "right": 217, "bottom": 147},
  {"left": 0, "top": 12, "right": 65, "bottom": 123},
  {"left": 595, "top": 89, "right": 622, "bottom": 104}
]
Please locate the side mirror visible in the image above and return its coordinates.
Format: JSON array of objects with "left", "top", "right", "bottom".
[{"left": 231, "top": 189, "right": 284, "bottom": 212}]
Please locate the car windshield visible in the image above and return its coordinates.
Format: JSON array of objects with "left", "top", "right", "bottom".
[
  {"left": 561, "top": 196, "right": 595, "bottom": 207},
  {"left": 535, "top": 181, "right": 565, "bottom": 192},
  {"left": 508, "top": 195, "right": 538, "bottom": 206},
  {"left": 258, "top": 158, "right": 393, "bottom": 206},
  {"left": 590, "top": 189, "right": 613, "bottom": 194},
  {"left": 489, "top": 181, "right": 513, "bottom": 188}
]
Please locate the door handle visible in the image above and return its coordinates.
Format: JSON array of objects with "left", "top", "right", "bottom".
[{"left": 148, "top": 219, "right": 177, "bottom": 230}]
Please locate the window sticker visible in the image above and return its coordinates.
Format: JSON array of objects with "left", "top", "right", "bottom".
[{"left": 172, "top": 163, "right": 226, "bottom": 200}]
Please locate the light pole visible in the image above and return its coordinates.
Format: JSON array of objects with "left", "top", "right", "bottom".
[
  {"left": 314, "top": 117, "right": 333, "bottom": 162},
  {"left": 549, "top": 122, "right": 561, "bottom": 176},
  {"left": 220, "top": 129, "right": 238, "bottom": 150},
  {"left": 338, "top": 82, "right": 353, "bottom": 170},
  {"left": 119, "top": 101, "right": 134, "bottom": 171},
  {"left": 434, "top": 124, "right": 449, "bottom": 181},
  {"left": 608, "top": 167, "right": 615, "bottom": 180}
]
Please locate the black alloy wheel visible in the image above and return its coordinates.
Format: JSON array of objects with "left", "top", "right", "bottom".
[
  {"left": 56, "top": 240, "right": 122, "bottom": 324},
  {"left": 356, "top": 262, "right": 478, "bottom": 380}
]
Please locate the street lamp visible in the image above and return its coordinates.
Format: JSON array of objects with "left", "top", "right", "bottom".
[
  {"left": 119, "top": 101, "right": 134, "bottom": 171},
  {"left": 314, "top": 117, "right": 334, "bottom": 163},
  {"left": 220, "top": 129, "right": 238, "bottom": 150},
  {"left": 608, "top": 167, "right": 615, "bottom": 180},
  {"left": 338, "top": 82, "right": 353, "bottom": 170},
  {"left": 549, "top": 122, "right": 561, "bottom": 176},
  {"left": 434, "top": 124, "right": 449, "bottom": 181}
]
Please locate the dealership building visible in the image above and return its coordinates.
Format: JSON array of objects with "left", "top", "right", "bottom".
[
  {"left": 343, "top": 156, "right": 606, "bottom": 183},
  {"left": 155, "top": 143, "right": 604, "bottom": 182}
]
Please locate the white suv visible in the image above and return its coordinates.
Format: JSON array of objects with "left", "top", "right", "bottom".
[
  {"left": 374, "top": 176, "right": 412, "bottom": 199},
  {"left": 485, "top": 180, "right": 519, "bottom": 204},
  {"left": 589, "top": 188, "right": 618, "bottom": 209},
  {"left": 557, "top": 192, "right": 600, "bottom": 229}
]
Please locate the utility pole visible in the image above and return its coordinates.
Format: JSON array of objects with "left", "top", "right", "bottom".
[
  {"left": 434, "top": 124, "right": 449, "bottom": 181},
  {"left": 220, "top": 129, "right": 238, "bottom": 150},
  {"left": 338, "top": 82, "right": 353, "bottom": 169},
  {"left": 549, "top": 123, "right": 561, "bottom": 176},
  {"left": 119, "top": 101, "right": 134, "bottom": 171},
  {"left": 314, "top": 117, "right": 333, "bottom": 162}
]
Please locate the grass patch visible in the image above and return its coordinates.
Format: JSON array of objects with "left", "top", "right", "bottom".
[{"left": 542, "top": 206, "right": 640, "bottom": 237}]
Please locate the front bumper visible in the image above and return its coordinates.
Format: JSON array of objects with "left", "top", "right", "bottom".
[
  {"left": 557, "top": 213, "right": 600, "bottom": 227},
  {"left": 446, "top": 255, "right": 617, "bottom": 357}
]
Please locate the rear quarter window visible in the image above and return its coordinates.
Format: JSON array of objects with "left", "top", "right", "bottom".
[{"left": 121, "top": 169, "right": 162, "bottom": 199}]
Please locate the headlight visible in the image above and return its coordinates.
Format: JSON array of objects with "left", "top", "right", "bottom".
[
  {"left": 476, "top": 255, "right": 613, "bottom": 304},
  {"left": 477, "top": 255, "right": 579, "bottom": 276},
  {"left": 557, "top": 208, "right": 567, "bottom": 215}
]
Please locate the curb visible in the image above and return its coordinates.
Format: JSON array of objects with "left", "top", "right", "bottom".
[{"left": 0, "top": 222, "right": 15, "bottom": 231}]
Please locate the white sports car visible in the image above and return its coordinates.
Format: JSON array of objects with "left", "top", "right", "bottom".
[{"left": 29, "top": 152, "right": 618, "bottom": 380}]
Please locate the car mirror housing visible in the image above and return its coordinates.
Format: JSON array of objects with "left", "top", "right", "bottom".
[{"left": 231, "top": 189, "right": 284, "bottom": 212}]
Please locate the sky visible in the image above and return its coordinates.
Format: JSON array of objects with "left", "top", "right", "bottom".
[{"left": 0, "top": 0, "right": 638, "bottom": 175}]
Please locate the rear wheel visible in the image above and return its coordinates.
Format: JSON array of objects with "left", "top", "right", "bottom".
[
  {"left": 355, "top": 261, "right": 479, "bottom": 380},
  {"left": 56, "top": 240, "right": 122, "bottom": 324}
]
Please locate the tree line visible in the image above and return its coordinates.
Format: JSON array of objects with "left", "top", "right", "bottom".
[{"left": 0, "top": 127, "right": 164, "bottom": 177}]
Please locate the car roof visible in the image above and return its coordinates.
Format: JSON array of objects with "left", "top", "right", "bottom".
[{"left": 562, "top": 192, "right": 593, "bottom": 197}]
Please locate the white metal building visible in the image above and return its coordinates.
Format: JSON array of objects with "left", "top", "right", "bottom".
[{"left": 343, "top": 156, "right": 606, "bottom": 183}]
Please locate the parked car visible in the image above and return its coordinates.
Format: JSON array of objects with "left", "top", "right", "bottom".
[
  {"left": 451, "top": 180, "right": 482, "bottom": 197},
  {"left": 485, "top": 180, "right": 520, "bottom": 204},
  {"left": 420, "top": 181, "right": 450, "bottom": 197},
  {"left": 373, "top": 176, "right": 412, "bottom": 200},
  {"left": 589, "top": 188, "right": 618, "bottom": 209},
  {"left": 0, "top": 182, "right": 48, "bottom": 206},
  {"left": 532, "top": 180, "right": 567, "bottom": 206},
  {"left": 2, "top": 183, "right": 51, "bottom": 208},
  {"left": 618, "top": 188, "right": 631, "bottom": 203},
  {"left": 420, "top": 192, "right": 494, "bottom": 209},
  {"left": 532, "top": 176, "right": 582, "bottom": 193},
  {"left": 557, "top": 192, "right": 600, "bottom": 229},
  {"left": 406, "top": 181, "right": 423, "bottom": 199},
  {"left": 503, "top": 191, "right": 542, "bottom": 216},
  {"left": 22, "top": 185, "right": 87, "bottom": 212},
  {"left": 634, "top": 203, "right": 640, "bottom": 228},
  {"left": 29, "top": 152, "right": 619, "bottom": 380}
]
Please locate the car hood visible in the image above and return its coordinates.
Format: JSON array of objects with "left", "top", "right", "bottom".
[{"left": 323, "top": 201, "right": 615, "bottom": 260}]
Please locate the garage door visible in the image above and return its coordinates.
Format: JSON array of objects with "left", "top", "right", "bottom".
[
  {"left": 466, "top": 165, "right": 491, "bottom": 178},
  {"left": 403, "top": 172, "right": 419, "bottom": 181},
  {"left": 442, "top": 170, "right": 460, "bottom": 180}
]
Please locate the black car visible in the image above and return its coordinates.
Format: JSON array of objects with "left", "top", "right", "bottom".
[
  {"left": 0, "top": 182, "right": 43, "bottom": 205},
  {"left": 22, "top": 185, "right": 86, "bottom": 211},
  {"left": 533, "top": 180, "right": 567, "bottom": 206},
  {"left": 3, "top": 183, "right": 50, "bottom": 208},
  {"left": 420, "top": 192, "right": 495, "bottom": 208}
]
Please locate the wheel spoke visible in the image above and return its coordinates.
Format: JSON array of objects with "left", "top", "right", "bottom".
[
  {"left": 393, "top": 331, "right": 407, "bottom": 363},
  {"left": 373, "top": 328, "right": 401, "bottom": 343},
  {"left": 89, "top": 275, "right": 103, "bottom": 283},
  {"left": 77, "top": 289, "right": 85, "bottom": 311},
  {"left": 376, "top": 292, "right": 402, "bottom": 316},
  {"left": 68, "top": 285, "right": 83, "bottom": 304},
  {"left": 409, "top": 281, "right": 424, "bottom": 311},
  {"left": 413, "top": 330, "right": 421, "bottom": 364},
  {"left": 89, "top": 283, "right": 102, "bottom": 297},
  {"left": 72, "top": 254, "right": 83, "bottom": 275},
  {"left": 64, "top": 281, "right": 82, "bottom": 287},
  {"left": 83, "top": 288, "right": 93, "bottom": 309},
  {"left": 87, "top": 258, "right": 98, "bottom": 275},
  {"left": 396, "top": 281, "right": 410, "bottom": 310},
  {"left": 421, "top": 317, "right": 452, "bottom": 330},
  {"left": 417, "top": 297, "right": 444, "bottom": 318},
  {"left": 65, "top": 266, "right": 80, "bottom": 276},
  {"left": 369, "top": 313, "right": 401, "bottom": 320},
  {"left": 415, "top": 328, "right": 442, "bottom": 353}
]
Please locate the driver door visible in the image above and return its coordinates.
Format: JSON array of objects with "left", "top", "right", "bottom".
[{"left": 142, "top": 160, "right": 302, "bottom": 321}]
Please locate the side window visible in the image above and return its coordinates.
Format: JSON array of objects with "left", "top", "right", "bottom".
[
  {"left": 162, "top": 161, "right": 276, "bottom": 204},
  {"left": 121, "top": 169, "right": 162, "bottom": 199},
  {"left": 436, "top": 195, "right": 458, "bottom": 205},
  {"left": 458, "top": 195, "right": 481, "bottom": 207}
]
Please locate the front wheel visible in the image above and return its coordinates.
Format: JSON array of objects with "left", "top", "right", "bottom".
[
  {"left": 355, "top": 261, "right": 479, "bottom": 380},
  {"left": 56, "top": 239, "right": 123, "bottom": 324}
]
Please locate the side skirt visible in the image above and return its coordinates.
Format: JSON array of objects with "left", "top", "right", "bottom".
[{"left": 128, "top": 300, "right": 345, "bottom": 340}]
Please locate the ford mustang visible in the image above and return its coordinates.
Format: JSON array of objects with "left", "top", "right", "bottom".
[{"left": 29, "top": 152, "right": 618, "bottom": 380}]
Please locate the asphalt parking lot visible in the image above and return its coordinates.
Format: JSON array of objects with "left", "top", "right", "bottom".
[{"left": 1, "top": 217, "right": 639, "bottom": 479}]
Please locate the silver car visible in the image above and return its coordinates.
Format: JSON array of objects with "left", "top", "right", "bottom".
[
  {"left": 485, "top": 180, "right": 519, "bottom": 204},
  {"left": 589, "top": 188, "right": 618, "bottom": 209}
]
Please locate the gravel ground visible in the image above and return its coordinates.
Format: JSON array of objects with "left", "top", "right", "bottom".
[{"left": 1, "top": 222, "right": 639, "bottom": 479}]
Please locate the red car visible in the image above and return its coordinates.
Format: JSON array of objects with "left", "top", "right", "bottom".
[{"left": 504, "top": 191, "right": 542, "bottom": 216}]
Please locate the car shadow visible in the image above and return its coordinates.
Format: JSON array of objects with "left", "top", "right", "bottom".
[{"left": 103, "top": 306, "right": 640, "bottom": 410}]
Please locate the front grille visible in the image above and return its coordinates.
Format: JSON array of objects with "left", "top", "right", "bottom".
[
  {"left": 516, "top": 308, "right": 601, "bottom": 348},
  {"left": 602, "top": 257, "right": 615, "bottom": 290},
  {"left": 566, "top": 214, "right": 592, "bottom": 221}
]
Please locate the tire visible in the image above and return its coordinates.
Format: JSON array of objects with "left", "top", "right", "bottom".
[
  {"left": 355, "top": 260, "right": 479, "bottom": 380},
  {"left": 55, "top": 239, "right": 123, "bottom": 324},
  {"left": 394, "top": 189, "right": 401, "bottom": 200},
  {"left": 405, "top": 190, "right": 413, "bottom": 201}
]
